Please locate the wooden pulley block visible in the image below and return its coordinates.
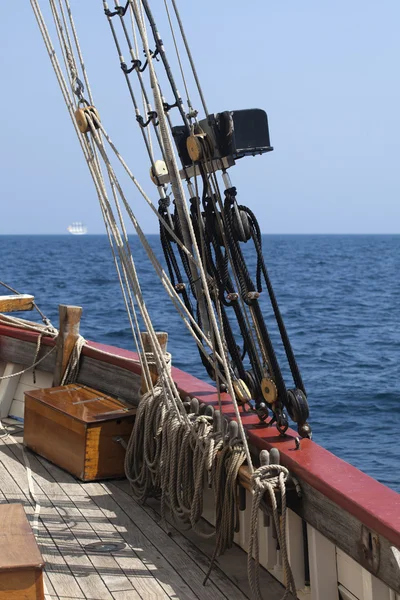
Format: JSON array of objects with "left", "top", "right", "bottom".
[
  {"left": 186, "top": 134, "right": 204, "bottom": 162},
  {"left": 149, "top": 159, "right": 168, "bottom": 185},
  {"left": 233, "top": 378, "right": 251, "bottom": 404},
  {"left": 261, "top": 377, "right": 277, "bottom": 404},
  {"left": 75, "top": 106, "right": 100, "bottom": 133}
]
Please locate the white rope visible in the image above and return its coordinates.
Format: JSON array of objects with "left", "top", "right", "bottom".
[
  {"left": 248, "top": 465, "right": 297, "bottom": 600},
  {"left": 169, "top": 0, "right": 209, "bottom": 116},
  {"left": 131, "top": 0, "right": 254, "bottom": 471}
]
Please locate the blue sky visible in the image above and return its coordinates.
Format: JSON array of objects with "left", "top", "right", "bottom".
[{"left": 0, "top": 1, "right": 399, "bottom": 234}]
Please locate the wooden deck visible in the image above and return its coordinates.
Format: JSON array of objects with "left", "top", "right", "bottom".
[{"left": 0, "top": 419, "right": 287, "bottom": 600}]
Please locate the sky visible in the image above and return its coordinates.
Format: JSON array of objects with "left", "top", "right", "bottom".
[{"left": 0, "top": 1, "right": 399, "bottom": 234}]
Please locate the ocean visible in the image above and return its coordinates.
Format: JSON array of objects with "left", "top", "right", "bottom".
[{"left": 1, "top": 234, "right": 399, "bottom": 492}]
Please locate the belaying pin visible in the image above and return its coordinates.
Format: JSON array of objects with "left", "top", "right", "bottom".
[{"left": 259, "top": 451, "right": 271, "bottom": 527}]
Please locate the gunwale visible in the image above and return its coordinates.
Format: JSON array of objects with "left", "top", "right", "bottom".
[{"left": 0, "top": 321, "right": 399, "bottom": 550}]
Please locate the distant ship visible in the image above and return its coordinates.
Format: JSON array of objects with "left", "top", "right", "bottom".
[{"left": 67, "top": 222, "right": 87, "bottom": 235}]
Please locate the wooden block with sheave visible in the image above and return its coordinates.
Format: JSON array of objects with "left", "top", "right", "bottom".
[
  {"left": 0, "top": 503, "right": 44, "bottom": 599},
  {"left": 24, "top": 384, "right": 136, "bottom": 481}
]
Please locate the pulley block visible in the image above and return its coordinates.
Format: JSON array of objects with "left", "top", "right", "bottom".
[
  {"left": 186, "top": 132, "right": 214, "bottom": 163},
  {"left": 150, "top": 160, "right": 169, "bottom": 185},
  {"left": 260, "top": 377, "right": 277, "bottom": 404},
  {"left": 286, "top": 388, "right": 311, "bottom": 438},
  {"left": 233, "top": 378, "right": 251, "bottom": 404},
  {"left": 231, "top": 206, "right": 252, "bottom": 242},
  {"left": 75, "top": 105, "right": 100, "bottom": 133},
  {"left": 286, "top": 388, "right": 309, "bottom": 423},
  {"left": 186, "top": 134, "right": 204, "bottom": 162}
]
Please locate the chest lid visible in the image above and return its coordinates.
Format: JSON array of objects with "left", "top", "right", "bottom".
[{"left": 25, "top": 384, "right": 136, "bottom": 423}]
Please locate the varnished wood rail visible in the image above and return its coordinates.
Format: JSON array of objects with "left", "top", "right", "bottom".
[{"left": 0, "top": 294, "right": 34, "bottom": 313}]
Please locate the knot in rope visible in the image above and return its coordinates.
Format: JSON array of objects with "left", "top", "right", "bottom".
[
  {"left": 249, "top": 462, "right": 296, "bottom": 600},
  {"left": 251, "top": 463, "right": 289, "bottom": 494}
]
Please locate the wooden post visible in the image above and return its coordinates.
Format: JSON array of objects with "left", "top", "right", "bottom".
[
  {"left": 53, "top": 305, "right": 82, "bottom": 387},
  {"left": 140, "top": 331, "right": 168, "bottom": 395}
]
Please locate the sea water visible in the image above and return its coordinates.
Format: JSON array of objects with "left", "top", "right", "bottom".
[{"left": 1, "top": 234, "right": 399, "bottom": 492}]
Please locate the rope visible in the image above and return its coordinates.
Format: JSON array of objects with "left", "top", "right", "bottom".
[
  {"left": 248, "top": 465, "right": 296, "bottom": 600},
  {"left": 169, "top": 0, "right": 209, "bottom": 116},
  {"left": 0, "top": 420, "right": 42, "bottom": 535},
  {"left": 29, "top": 7, "right": 299, "bottom": 597},
  {"left": 60, "top": 335, "right": 87, "bottom": 385},
  {"left": 0, "top": 346, "right": 56, "bottom": 381}
]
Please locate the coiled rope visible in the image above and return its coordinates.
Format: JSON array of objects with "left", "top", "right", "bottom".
[{"left": 248, "top": 464, "right": 296, "bottom": 600}]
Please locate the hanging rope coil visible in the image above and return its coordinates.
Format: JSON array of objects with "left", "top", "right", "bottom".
[{"left": 248, "top": 464, "right": 296, "bottom": 600}]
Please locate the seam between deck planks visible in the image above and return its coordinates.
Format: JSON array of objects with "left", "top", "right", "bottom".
[
  {"left": 0, "top": 438, "right": 85, "bottom": 598},
  {"left": 32, "top": 454, "right": 200, "bottom": 600},
  {"left": 0, "top": 429, "right": 288, "bottom": 600},
  {"left": 0, "top": 435, "right": 155, "bottom": 600},
  {"left": 0, "top": 432, "right": 208, "bottom": 600},
  {"left": 112, "top": 480, "right": 292, "bottom": 600},
  {"left": 25, "top": 437, "right": 238, "bottom": 600}
]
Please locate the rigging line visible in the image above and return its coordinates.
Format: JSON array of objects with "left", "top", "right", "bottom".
[
  {"left": 86, "top": 119, "right": 231, "bottom": 386},
  {"left": 130, "top": 0, "right": 213, "bottom": 340},
  {"left": 99, "top": 148, "right": 156, "bottom": 396},
  {"left": 132, "top": 2, "right": 254, "bottom": 471},
  {"left": 49, "top": 0, "right": 79, "bottom": 103},
  {"left": 84, "top": 117, "right": 224, "bottom": 418},
  {"left": 84, "top": 140, "right": 184, "bottom": 420},
  {"left": 63, "top": 0, "right": 94, "bottom": 105},
  {"left": 169, "top": 0, "right": 209, "bottom": 117},
  {"left": 207, "top": 187, "right": 265, "bottom": 383},
  {"left": 163, "top": 0, "right": 195, "bottom": 117},
  {"left": 105, "top": 180, "right": 154, "bottom": 393},
  {"left": 128, "top": 2, "right": 154, "bottom": 159},
  {"left": 94, "top": 120, "right": 204, "bottom": 283},
  {"left": 113, "top": 0, "right": 166, "bottom": 164},
  {"left": 131, "top": 0, "right": 190, "bottom": 132},
  {"left": 55, "top": 0, "right": 83, "bottom": 93},
  {"left": 203, "top": 153, "right": 264, "bottom": 379},
  {"left": 103, "top": 3, "right": 165, "bottom": 172}
]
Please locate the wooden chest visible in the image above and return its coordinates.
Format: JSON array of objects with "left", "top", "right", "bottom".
[
  {"left": 24, "top": 384, "right": 136, "bottom": 481},
  {"left": 0, "top": 504, "right": 44, "bottom": 599}
]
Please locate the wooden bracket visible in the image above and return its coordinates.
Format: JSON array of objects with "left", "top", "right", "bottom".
[
  {"left": 53, "top": 305, "right": 82, "bottom": 387},
  {"left": 0, "top": 294, "right": 34, "bottom": 313}
]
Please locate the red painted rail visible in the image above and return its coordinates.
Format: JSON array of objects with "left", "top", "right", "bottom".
[{"left": 1, "top": 323, "right": 399, "bottom": 548}]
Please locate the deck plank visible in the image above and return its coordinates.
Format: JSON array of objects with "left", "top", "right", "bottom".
[
  {"left": 114, "top": 480, "right": 291, "bottom": 600},
  {"left": 83, "top": 481, "right": 197, "bottom": 600},
  {"left": 0, "top": 427, "right": 289, "bottom": 600},
  {"left": 32, "top": 454, "right": 185, "bottom": 599},
  {"left": 0, "top": 437, "right": 85, "bottom": 599},
  {"left": 3, "top": 438, "right": 117, "bottom": 600},
  {"left": 34, "top": 459, "right": 178, "bottom": 600},
  {"left": 103, "top": 481, "right": 231, "bottom": 600}
]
